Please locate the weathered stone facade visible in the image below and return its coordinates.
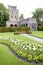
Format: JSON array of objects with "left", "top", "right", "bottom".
[
  {"left": 8, "top": 5, "right": 19, "bottom": 21},
  {"left": 18, "top": 18, "right": 37, "bottom": 30},
  {"left": 6, "top": 5, "right": 37, "bottom": 30}
]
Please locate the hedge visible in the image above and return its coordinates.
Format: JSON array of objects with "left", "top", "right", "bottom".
[
  {"left": 0, "top": 27, "right": 30, "bottom": 32},
  {"left": 37, "top": 26, "right": 43, "bottom": 31}
]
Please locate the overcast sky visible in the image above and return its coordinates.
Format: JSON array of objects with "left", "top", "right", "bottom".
[{"left": 0, "top": 0, "right": 43, "bottom": 18}]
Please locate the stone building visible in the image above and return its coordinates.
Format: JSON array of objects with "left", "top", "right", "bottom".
[
  {"left": 8, "top": 5, "right": 19, "bottom": 22},
  {"left": 6, "top": 5, "right": 37, "bottom": 30},
  {"left": 18, "top": 18, "right": 37, "bottom": 30}
]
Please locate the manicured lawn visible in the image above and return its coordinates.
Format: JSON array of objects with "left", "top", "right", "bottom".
[
  {"left": 0, "top": 32, "right": 43, "bottom": 46},
  {"left": 31, "top": 31, "right": 43, "bottom": 38},
  {"left": 0, "top": 44, "right": 43, "bottom": 65},
  {"left": 0, "top": 32, "right": 43, "bottom": 65},
  {"left": 0, "top": 44, "right": 29, "bottom": 65}
]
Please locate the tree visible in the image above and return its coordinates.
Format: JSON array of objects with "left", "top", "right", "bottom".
[
  {"left": 0, "top": 3, "right": 9, "bottom": 27},
  {"left": 32, "top": 8, "right": 42, "bottom": 26},
  {"left": 19, "top": 14, "right": 24, "bottom": 21}
]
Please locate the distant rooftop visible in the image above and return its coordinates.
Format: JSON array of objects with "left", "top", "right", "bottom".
[
  {"left": 8, "top": 5, "right": 17, "bottom": 9},
  {"left": 22, "top": 18, "right": 36, "bottom": 21}
]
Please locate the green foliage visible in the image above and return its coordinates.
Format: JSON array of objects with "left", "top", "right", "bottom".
[
  {"left": 38, "top": 54, "right": 43, "bottom": 61},
  {"left": 0, "top": 27, "right": 30, "bottom": 32},
  {"left": 19, "top": 14, "right": 24, "bottom": 20},
  {"left": 0, "top": 3, "right": 9, "bottom": 27},
  {"left": 33, "top": 56, "right": 39, "bottom": 62},
  {"left": 37, "top": 26, "right": 43, "bottom": 31},
  {"left": 32, "top": 8, "right": 42, "bottom": 26},
  {"left": 27, "top": 54, "right": 32, "bottom": 61}
]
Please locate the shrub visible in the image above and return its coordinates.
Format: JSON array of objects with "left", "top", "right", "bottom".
[
  {"left": 37, "top": 26, "right": 43, "bottom": 31},
  {"left": 0, "top": 27, "right": 30, "bottom": 32},
  {"left": 21, "top": 27, "right": 30, "bottom": 32}
]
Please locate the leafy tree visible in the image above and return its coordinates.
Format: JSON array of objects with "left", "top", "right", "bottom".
[
  {"left": 32, "top": 8, "right": 42, "bottom": 26},
  {"left": 19, "top": 14, "right": 24, "bottom": 20},
  {"left": 0, "top": 3, "right": 9, "bottom": 27}
]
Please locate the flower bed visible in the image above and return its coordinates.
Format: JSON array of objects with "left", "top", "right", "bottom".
[{"left": 0, "top": 36, "right": 43, "bottom": 63}]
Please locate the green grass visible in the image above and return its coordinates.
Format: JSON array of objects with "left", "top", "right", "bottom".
[
  {"left": 0, "top": 32, "right": 43, "bottom": 65},
  {"left": 0, "top": 44, "right": 43, "bottom": 65},
  {"left": 0, "top": 32, "right": 43, "bottom": 45},
  {"left": 0, "top": 44, "right": 29, "bottom": 65},
  {"left": 31, "top": 31, "right": 43, "bottom": 38}
]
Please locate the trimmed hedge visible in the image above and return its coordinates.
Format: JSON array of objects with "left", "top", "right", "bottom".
[
  {"left": 37, "top": 26, "right": 43, "bottom": 31},
  {"left": 0, "top": 27, "right": 30, "bottom": 32}
]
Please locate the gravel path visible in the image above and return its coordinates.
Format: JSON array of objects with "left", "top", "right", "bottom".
[{"left": 21, "top": 34, "right": 43, "bottom": 43}]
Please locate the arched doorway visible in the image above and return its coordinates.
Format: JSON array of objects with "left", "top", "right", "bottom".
[
  {"left": 10, "top": 24, "right": 13, "bottom": 27},
  {"left": 26, "top": 23, "right": 27, "bottom": 27},
  {"left": 14, "top": 24, "right": 17, "bottom": 27}
]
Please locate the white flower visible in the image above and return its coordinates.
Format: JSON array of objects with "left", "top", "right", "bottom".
[
  {"left": 29, "top": 44, "right": 31, "bottom": 45},
  {"left": 33, "top": 47, "right": 36, "bottom": 51},
  {"left": 14, "top": 41, "right": 17, "bottom": 43},
  {"left": 27, "top": 46, "right": 31, "bottom": 50},
  {"left": 18, "top": 43, "right": 20, "bottom": 45},
  {"left": 10, "top": 38, "right": 14, "bottom": 42},
  {"left": 38, "top": 45, "right": 42, "bottom": 48},
  {"left": 42, "top": 48, "right": 43, "bottom": 49},
  {"left": 16, "top": 40, "right": 19, "bottom": 43},
  {"left": 23, "top": 45, "right": 25, "bottom": 48},
  {"left": 12, "top": 40, "right": 14, "bottom": 42},
  {"left": 39, "top": 49, "right": 42, "bottom": 51},
  {"left": 25, "top": 47, "right": 27, "bottom": 50},
  {"left": 20, "top": 44, "right": 23, "bottom": 47},
  {"left": 29, "top": 46, "right": 31, "bottom": 50}
]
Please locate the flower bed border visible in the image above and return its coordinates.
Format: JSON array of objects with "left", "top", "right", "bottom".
[{"left": 0, "top": 42, "right": 43, "bottom": 64}]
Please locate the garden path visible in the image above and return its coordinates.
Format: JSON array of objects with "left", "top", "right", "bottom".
[{"left": 21, "top": 34, "right": 43, "bottom": 43}]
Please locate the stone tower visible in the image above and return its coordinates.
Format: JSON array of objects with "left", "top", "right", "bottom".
[{"left": 8, "top": 5, "right": 19, "bottom": 22}]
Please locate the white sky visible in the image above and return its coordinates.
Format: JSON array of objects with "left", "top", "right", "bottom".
[{"left": 0, "top": 0, "right": 43, "bottom": 18}]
